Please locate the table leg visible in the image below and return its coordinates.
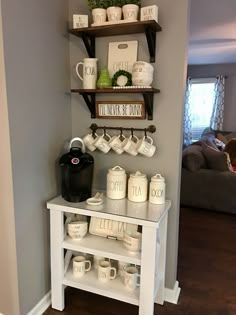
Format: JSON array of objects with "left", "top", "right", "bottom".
[
  {"left": 155, "top": 213, "right": 168, "bottom": 305},
  {"left": 50, "top": 209, "right": 65, "bottom": 310},
  {"left": 139, "top": 225, "right": 157, "bottom": 315}
]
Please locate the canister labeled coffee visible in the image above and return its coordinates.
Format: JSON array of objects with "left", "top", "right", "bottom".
[{"left": 107, "top": 166, "right": 127, "bottom": 199}]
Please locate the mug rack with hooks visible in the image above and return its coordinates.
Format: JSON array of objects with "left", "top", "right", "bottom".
[{"left": 89, "top": 124, "right": 156, "bottom": 136}]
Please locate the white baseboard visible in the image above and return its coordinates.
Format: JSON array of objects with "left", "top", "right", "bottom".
[
  {"left": 164, "top": 281, "right": 181, "bottom": 304},
  {"left": 27, "top": 291, "right": 51, "bottom": 315}
]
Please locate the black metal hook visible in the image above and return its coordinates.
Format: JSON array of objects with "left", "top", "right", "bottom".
[
  {"left": 131, "top": 128, "right": 134, "bottom": 137},
  {"left": 144, "top": 128, "right": 147, "bottom": 138}
]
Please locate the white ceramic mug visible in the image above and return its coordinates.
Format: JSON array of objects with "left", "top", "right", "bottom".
[
  {"left": 76, "top": 58, "right": 98, "bottom": 89},
  {"left": 93, "top": 255, "right": 106, "bottom": 270},
  {"left": 121, "top": 135, "right": 139, "bottom": 156},
  {"left": 83, "top": 133, "right": 98, "bottom": 152},
  {"left": 136, "top": 136, "right": 156, "bottom": 157},
  {"left": 123, "top": 231, "right": 142, "bottom": 253},
  {"left": 67, "top": 221, "right": 88, "bottom": 240},
  {"left": 93, "top": 133, "right": 111, "bottom": 153},
  {"left": 73, "top": 255, "right": 91, "bottom": 277},
  {"left": 98, "top": 260, "right": 117, "bottom": 282},
  {"left": 124, "top": 266, "right": 140, "bottom": 291},
  {"left": 109, "top": 134, "right": 126, "bottom": 154},
  {"left": 118, "top": 261, "right": 130, "bottom": 278}
]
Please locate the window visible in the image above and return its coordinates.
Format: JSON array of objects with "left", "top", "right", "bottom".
[{"left": 188, "top": 78, "right": 216, "bottom": 142}]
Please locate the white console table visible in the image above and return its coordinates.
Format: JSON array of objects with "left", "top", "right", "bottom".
[{"left": 47, "top": 195, "right": 171, "bottom": 315}]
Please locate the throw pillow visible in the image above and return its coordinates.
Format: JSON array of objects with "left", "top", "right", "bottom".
[
  {"left": 182, "top": 145, "right": 207, "bottom": 172},
  {"left": 202, "top": 144, "right": 232, "bottom": 171}
]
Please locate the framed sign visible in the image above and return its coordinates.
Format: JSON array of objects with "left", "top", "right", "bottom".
[{"left": 96, "top": 101, "right": 145, "bottom": 119}]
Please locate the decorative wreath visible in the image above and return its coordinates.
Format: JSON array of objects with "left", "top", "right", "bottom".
[{"left": 112, "top": 70, "right": 132, "bottom": 87}]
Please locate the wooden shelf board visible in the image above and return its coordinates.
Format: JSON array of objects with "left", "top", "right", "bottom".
[
  {"left": 63, "top": 234, "right": 141, "bottom": 265},
  {"left": 63, "top": 265, "right": 140, "bottom": 306},
  {"left": 69, "top": 20, "right": 162, "bottom": 38},
  {"left": 71, "top": 88, "right": 160, "bottom": 94}
]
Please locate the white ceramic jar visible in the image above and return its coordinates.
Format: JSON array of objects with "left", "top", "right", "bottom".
[
  {"left": 128, "top": 171, "right": 148, "bottom": 202},
  {"left": 149, "top": 174, "right": 165, "bottom": 204},
  {"left": 107, "top": 166, "right": 127, "bottom": 199}
]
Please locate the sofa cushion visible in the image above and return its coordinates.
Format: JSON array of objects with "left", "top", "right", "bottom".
[
  {"left": 202, "top": 145, "right": 232, "bottom": 171},
  {"left": 182, "top": 145, "right": 207, "bottom": 172}
]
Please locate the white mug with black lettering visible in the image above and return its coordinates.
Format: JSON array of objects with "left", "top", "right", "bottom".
[
  {"left": 98, "top": 260, "right": 117, "bottom": 282},
  {"left": 124, "top": 266, "right": 140, "bottom": 291},
  {"left": 73, "top": 255, "right": 91, "bottom": 277},
  {"left": 76, "top": 58, "right": 98, "bottom": 89}
]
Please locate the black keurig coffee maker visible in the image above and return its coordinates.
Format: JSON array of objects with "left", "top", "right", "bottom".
[{"left": 59, "top": 137, "right": 94, "bottom": 202}]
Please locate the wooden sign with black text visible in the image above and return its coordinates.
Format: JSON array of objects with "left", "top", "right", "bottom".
[{"left": 96, "top": 101, "right": 145, "bottom": 119}]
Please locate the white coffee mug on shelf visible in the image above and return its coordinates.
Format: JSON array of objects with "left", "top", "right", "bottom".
[
  {"left": 136, "top": 136, "right": 156, "bottom": 157},
  {"left": 76, "top": 58, "right": 98, "bottom": 89},
  {"left": 121, "top": 135, "right": 139, "bottom": 156},
  {"left": 98, "top": 260, "right": 117, "bottom": 282},
  {"left": 124, "top": 266, "right": 140, "bottom": 291},
  {"left": 118, "top": 261, "right": 130, "bottom": 279},
  {"left": 73, "top": 255, "right": 91, "bottom": 277},
  {"left": 93, "top": 132, "right": 111, "bottom": 153},
  {"left": 93, "top": 255, "right": 106, "bottom": 270},
  {"left": 67, "top": 221, "right": 88, "bottom": 240},
  {"left": 83, "top": 132, "right": 98, "bottom": 152}
]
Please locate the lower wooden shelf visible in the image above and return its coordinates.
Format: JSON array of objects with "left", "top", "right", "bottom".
[{"left": 63, "top": 265, "right": 140, "bottom": 306}]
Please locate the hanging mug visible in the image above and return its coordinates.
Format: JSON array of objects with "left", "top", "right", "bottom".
[{"left": 75, "top": 58, "right": 98, "bottom": 89}]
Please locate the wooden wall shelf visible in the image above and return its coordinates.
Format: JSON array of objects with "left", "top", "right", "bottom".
[
  {"left": 69, "top": 20, "right": 162, "bottom": 63},
  {"left": 71, "top": 88, "right": 160, "bottom": 120}
]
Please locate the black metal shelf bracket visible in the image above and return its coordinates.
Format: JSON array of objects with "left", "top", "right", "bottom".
[
  {"left": 143, "top": 93, "right": 154, "bottom": 120},
  {"left": 80, "top": 93, "right": 96, "bottom": 118},
  {"left": 145, "top": 27, "right": 156, "bottom": 63},
  {"left": 81, "top": 33, "right": 95, "bottom": 57}
]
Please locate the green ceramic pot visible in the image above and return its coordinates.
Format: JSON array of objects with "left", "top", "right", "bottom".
[{"left": 97, "top": 68, "right": 112, "bottom": 88}]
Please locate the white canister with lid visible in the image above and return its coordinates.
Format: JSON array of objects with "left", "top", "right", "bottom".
[
  {"left": 107, "top": 166, "right": 127, "bottom": 199},
  {"left": 128, "top": 171, "right": 148, "bottom": 202},
  {"left": 149, "top": 174, "right": 165, "bottom": 204}
]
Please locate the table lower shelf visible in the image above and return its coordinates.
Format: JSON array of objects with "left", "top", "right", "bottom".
[{"left": 63, "top": 265, "right": 140, "bottom": 306}]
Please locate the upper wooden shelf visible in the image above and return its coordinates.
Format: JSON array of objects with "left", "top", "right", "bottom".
[
  {"left": 69, "top": 20, "right": 162, "bottom": 38},
  {"left": 69, "top": 20, "right": 162, "bottom": 63}
]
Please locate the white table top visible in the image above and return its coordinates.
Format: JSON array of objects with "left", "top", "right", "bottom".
[{"left": 47, "top": 195, "right": 171, "bottom": 227}]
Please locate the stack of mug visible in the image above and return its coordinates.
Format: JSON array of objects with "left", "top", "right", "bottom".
[
  {"left": 72, "top": 252, "right": 140, "bottom": 291},
  {"left": 83, "top": 131, "right": 156, "bottom": 158}
]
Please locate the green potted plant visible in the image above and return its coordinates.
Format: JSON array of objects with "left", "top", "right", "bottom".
[{"left": 122, "top": 0, "right": 141, "bottom": 21}]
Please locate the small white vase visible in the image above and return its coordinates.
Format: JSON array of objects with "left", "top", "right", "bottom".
[
  {"left": 92, "top": 8, "right": 107, "bottom": 25},
  {"left": 107, "top": 6, "right": 122, "bottom": 22},
  {"left": 122, "top": 4, "right": 139, "bottom": 21}
]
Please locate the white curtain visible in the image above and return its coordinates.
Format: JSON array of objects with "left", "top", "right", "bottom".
[
  {"left": 210, "top": 75, "right": 225, "bottom": 130},
  {"left": 183, "top": 77, "right": 193, "bottom": 147}
]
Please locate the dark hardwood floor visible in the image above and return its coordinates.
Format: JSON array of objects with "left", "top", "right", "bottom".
[{"left": 44, "top": 207, "right": 236, "bottom": 315}]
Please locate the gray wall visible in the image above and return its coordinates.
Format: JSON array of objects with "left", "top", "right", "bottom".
[
  {"left": 0, "top": 1, "right": 20, "bottom": 313},
  {"left": 1, "top": 0, "right": 71, "bottom": 314},
  {"left": 70, "top": 0, "right": 189, "bottom": 289},
  {"left": 188, "top": 63, "right": 236, "bottom": 131}
]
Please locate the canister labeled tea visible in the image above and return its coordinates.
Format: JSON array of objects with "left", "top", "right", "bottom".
[
  {"left": 149, "top": 174, "right": 165, "bottom": 204},
  {"left": 107, "top": 166, "right": 127, "bottom": 199},
  {"left": 128, "top": 171, "right": 148, "bottom": 202}
]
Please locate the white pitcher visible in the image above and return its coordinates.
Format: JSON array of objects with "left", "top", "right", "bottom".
[{"left": 76, "top": 58, "right": 98, "bottom": 89}]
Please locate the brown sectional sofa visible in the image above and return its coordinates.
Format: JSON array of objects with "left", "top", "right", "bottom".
[{"left": 180, "top": 130, "right": 236, "bottom": 214}]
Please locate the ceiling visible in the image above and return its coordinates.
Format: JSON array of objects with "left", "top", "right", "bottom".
[{"left": 188, "top": 0, "right": 236, "bottom": 65}]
